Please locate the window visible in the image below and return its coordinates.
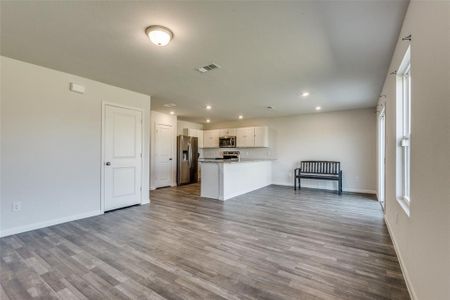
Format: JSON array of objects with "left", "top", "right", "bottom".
[{"left": 396, "top": 46, "right": 411, "bottom": 216}]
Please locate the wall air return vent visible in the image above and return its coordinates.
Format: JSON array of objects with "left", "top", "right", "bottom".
[{"left": 196, "top": 63, "right": 221, "bottom": 73}]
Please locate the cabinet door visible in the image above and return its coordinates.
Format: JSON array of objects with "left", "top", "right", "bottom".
[
  {"left": 218, "top": 129, "right": 227, "bottom": 137},
  {"left": 226, "top": 128, "right": 237, "bottom": 136},
  {"left": 254, "top": 127, "right": 269, "bottom": 147},
  {"left": 197, "top": 129, "right": 204, "bottom": 148},
  {"left": 236, "top": 127, "right": 255, "bottom": 147},
  {"left": 218, "top": 128, "right": 237, "bottom": 136},
  {"left": 203, "top": 130, "right": 219, "bottom": 148}
]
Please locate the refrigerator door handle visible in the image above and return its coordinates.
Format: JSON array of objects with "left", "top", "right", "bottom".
[{"left": 188, "top": 143, "right": 192, "bottom": 167}]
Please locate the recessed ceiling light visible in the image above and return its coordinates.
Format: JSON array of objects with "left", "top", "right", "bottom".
[
  {"left": 301, "top": 92, "right": 310, "bottom": 97},
  {"left": 315, "top": 106, "right": 321, "bottom": 111},
  {"left": 238, "top": 115, "right": 243, "bottom": 119},
  {"left": 170, "top": 111, "right": 175, "bottom": 115},
  {"left": 206, "top": 119, "right": 211, "bottom": 123},
  {"left": 206, "top": 105, "right": 212, "bottom": 110},
  {"left": 145, "top": 25, "right": 173, "bottom": 46}
]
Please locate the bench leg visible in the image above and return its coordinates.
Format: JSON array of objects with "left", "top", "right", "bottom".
[
  {"left": 294, "top": 176, "right": 297, "bottom": 190},
  {"left": 338, "top": 172, "right": 343, "bottom": 195}
]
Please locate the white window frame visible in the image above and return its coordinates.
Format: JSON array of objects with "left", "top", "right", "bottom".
[{"left": 395, "top": 46, "right": 411, "bottom": 216}]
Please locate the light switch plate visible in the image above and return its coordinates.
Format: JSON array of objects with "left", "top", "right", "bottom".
[{"left": 12, "top": 201, "right": 22, "bottom": 212}]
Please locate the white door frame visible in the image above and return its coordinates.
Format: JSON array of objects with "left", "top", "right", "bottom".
[
  {"left": 377, "top": 105, "right": 386, "bottom": 210},
  {"left": 153, "top": 122, "right": 175, "bottom": 188},
  {"left": 101, "top": 101, "right": 145, "bottom": 212}
]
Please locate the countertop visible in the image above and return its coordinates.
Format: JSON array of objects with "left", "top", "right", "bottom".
[{"left": 199, "top": 158, "right": 275, "bottom": 164}]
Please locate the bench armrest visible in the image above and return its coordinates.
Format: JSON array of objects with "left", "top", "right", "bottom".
[{"left": 294, "top": 168, "right": 301, "bottom": 176}]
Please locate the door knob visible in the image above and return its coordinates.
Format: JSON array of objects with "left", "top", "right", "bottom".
[
  {"left": 169, "top": 158, "right": 173, "bottom": 161},
  {"left": 105, "top": 162, "right": 111, "bottom": 166}
]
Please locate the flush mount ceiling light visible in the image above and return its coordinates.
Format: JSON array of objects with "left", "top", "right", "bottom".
[
  {"left": 301, "top": 91, "right": 310, "bottom": 97},
  {"left": 170, "top": 111, "right": 175, "bottom": 115},
  {"left": 238, "top": 115, "right": 244, "bottom": 119},
  {"left": 206, "top": 119, "right": 211, "bottom": 123},
  {"left": 206, "top": 105, "right": 212, "bottom": 110},
  {"left": 315, "top": 106, "right": 322, "bottom": 111},
  {"left": 163, "top": 103, "right": 176, "bottom": 108},
  {"left": 145, "top": 25, "right": 173, "bottom": 46}
]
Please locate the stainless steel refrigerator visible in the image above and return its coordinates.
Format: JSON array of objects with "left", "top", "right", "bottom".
[{"left": 177, "top": 135, "right": 199, "bottom": 185}]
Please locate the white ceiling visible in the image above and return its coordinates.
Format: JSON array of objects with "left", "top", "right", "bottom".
[{"left": 0, "top": 1, "right": 408, "bottom": 123}]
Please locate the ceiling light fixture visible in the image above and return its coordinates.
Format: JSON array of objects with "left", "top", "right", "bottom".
[
  {"left": 238, "top": 115, "right": 243, "bottom": 119},
  {"left": 301, "top": 92, "right": 310, "bottom": 97},
  {"left": 315, "top": 106, "right": 321, "bottom": 111},
  {"left": 170, "top": 111, "right": 175, "bottom": 115},
  {"left": 145, "top": 25, "right": 173, "bottom": 46},
  {"left": 206, "top": 119, "right": 211, "bottom": 123},
  {"left": 163, "top": 103, "right": 176, "bottom": 108},
  {"left": 206, "top": 105, "right": 212, "bottom": 110}
]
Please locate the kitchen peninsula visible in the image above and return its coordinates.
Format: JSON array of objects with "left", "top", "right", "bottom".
[{"left": 199, "top": 159, "right": 272, "bottom": 200}]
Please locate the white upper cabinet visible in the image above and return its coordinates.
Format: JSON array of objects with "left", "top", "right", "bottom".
[
  {"left": 197, "top": 130, "right": 204, "bottom": 148},
  {"left": 236, "top": 127, "right": 255, "bottom": 147},
  {"left": 237, "top": 126, "right": 269, "bottom": 148},
  {"left": 203, "top": 129, "right": 220, "bottom": 148},
  {"left": 183, "top": 128, "right": 204, "bottom": 148},
  {"left": 254, "top": 126, "right": 269, "bottom": 147},
  {"left": 218, "top": 128, "right": 237, "bottom": 137},
  {"left": 200, "top": 126, "right": 269, "bottom": 148}
]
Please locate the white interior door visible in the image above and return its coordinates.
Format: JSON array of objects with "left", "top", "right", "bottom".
[
  {"left": 155, "top": 124, "right": 173, "bottom": 188},
  {"left": 104, "top": 105, "right": 142, "bottom": 211},
  {"left": 378, "top": 110, "right": 386, "bottom": 209}
]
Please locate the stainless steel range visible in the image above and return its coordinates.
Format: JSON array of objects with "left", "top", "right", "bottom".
[{"left": 222, "top": 150, "right": 240, "bottom": 161}]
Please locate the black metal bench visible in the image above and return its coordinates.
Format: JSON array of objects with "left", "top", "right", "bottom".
[{"left": 294, "top": 161, "right": 343, "bottom": 194}]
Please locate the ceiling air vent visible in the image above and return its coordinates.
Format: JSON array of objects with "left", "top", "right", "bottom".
[{"left": 196, "top": 63, "right": 221, "bottom": 73}]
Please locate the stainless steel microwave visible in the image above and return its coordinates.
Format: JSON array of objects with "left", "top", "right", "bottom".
[{"left": 219, "top": 136, "right": 236, "bottom": 148}]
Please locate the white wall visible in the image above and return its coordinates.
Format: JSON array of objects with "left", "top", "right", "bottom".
[
  {"left": 177, "top": 119, "right": 203, "bottom": 136},
  {"left": 150, "top": 111, "right": 177, "bottom": 189},
  {"left": 377, "top": 2, "right": 450, "bottom": 299},
  {"left": 0, "top": 56, "right": 151, "bottom": 237},
  {"left": 205, "top": 108, "right": 376, "bottom": 193}
]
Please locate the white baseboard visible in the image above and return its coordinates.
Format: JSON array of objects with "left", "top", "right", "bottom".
[
  {"left": 271, "top": 181, "right": 376, "bottom": 195},
  {"left": 384, "top": 216, "right": 417, "bottom": 300},
  {"left": 0, "top": 210, "right": 103, "bottom": 238},
  {"left": 344, "top": 187, "right": 377, "bottom": 194}
]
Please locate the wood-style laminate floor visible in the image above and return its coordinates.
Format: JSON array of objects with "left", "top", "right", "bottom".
[{"left": 0, "top": 184, "right": 410, "bottom": 300}]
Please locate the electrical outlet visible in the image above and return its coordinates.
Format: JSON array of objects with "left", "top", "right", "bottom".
[{"left": 12, "top": 201, "right": 22, "bottom": 212}]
